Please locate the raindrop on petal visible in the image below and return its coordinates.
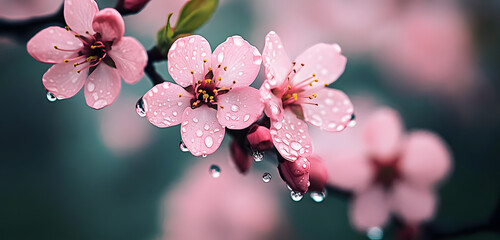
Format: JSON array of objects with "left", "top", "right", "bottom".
[
  {"left": 46, "top": 91, "right": 57, "bottom": 102},
  {"left": 348, "top": 114, "right": 357, "bottom": 128},
  {"left": 135, "top": 98, "right": 146, "bottom": 117},
  {"left": 367, "top": 227, "right": 383, "bottom": 240},
  {"left": 262, "top": 172, "right": 272, "bottom": 183},
  {"left": 252, "top": 151, "right": 264, "bottom": 162},
  {"left": 179, "top": 141, "right": 189, "bottom": 152},
  {"left": 290, "top": 191, "right": 303, "bottom": 202},
  {"left": 209, "top": 164, "right": 220, "bottom": 178}
]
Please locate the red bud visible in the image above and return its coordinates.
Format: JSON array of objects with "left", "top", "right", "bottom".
[
  {"left": 229, "top": 141, "right": 252, "bottom": 174},
  {"left": 278, "top": 157, "right": 310, "bottom": 193},
  {"left": 115, "top": 0, "right": 151, "bottom": 14},
  {"left": 246, "top": 124, "right": 274, "bottom": 152}
]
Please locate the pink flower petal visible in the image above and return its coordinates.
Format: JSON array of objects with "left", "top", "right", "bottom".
[
  {"left": 84, "top": 64, "right": 121, "bottom": 109},
  {"left": 168, "top": 35, "right": 211, "bottom": 88},
  {"left": 262, "top": 31, "right": 291, "bottom": 89},
  {"left": 293, "top": 43, "right": 346, "bottom": 89},
  {"left": 364, "top": 108, "right": 403, "bottom": 163},
  {"left": 142, "top": 82, "right": 192, "bottom": 128},
  {"left": 270, "top": 109, "right": 312, "bottom": 162},
  {"left": 108, "top": 36, "right": 147, "bottom": 84},
  {"left": 181, "top": 105, "right": 225, "bottom": 156},
  {"left": 328, "top": 152, "right": 374, "bottom": 193},
  {"left": 211, "top": 36, "right": 262, "bottom": 88},
  {"left": 391, "top": 181, "right": 436, "bottom": 223},
  {"left": 278, "top": 157, "right": 310, "bottom": 193},
  {"left": 27, "top": 26, "right": 83, "bottom": 63},
  {"left": 400, "top": 131, "right": 452, "bottom": 188},
  {"left": 216, "top": 87, "right": 264, "bottom": 130},
  {"left": 350, "top": 186, "right": 390, "bottom": 231},
  {"left": 92, "top": 8, "right": 124, "bottom": 43},
  {"left": 302, "top": 88, "right": 354, "bottom": 132},
  {"left": 64, "top": 0, "right": 98, "bottom": 35},
  {"left": 42, "top": 61, "right": 88, "bottom": 99},
  {"left": 260, "top": 84, "right": 284, "bottom": 121}
]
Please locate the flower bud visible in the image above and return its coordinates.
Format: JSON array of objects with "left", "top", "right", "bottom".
[
  {"left": 278, "top": 156, "right": 310, "bottom": 193},
  {"left": 115, "top": 0, "right": 151, "bottom": 15},
  {"left": 308, "top": 155, "right": 328, "bottom": 193},
  {"left": 246, "top": 124, "right": 273, "bottom": 152},
  {"left": 229, "top": 141, "right": 252, "bottom": 174}
]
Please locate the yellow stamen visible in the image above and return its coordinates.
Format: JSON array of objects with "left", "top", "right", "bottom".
[
  {"left": 324, "top": 83, "right": 328, "bottom": 87},
  {"left": 312, "top": 93, "right": 317, "bottom": 98},
  {"left": 203, "top": 59, "right": 207, "bottom": 63},
  {"left": 178, "top": 93, "right": 182, "bottom": 97},
  {"left": 65, "top": 26, "right": 70, "bottom": 31},
  {"left": 205, "top": 79, "right": 212, "bottom": 84},
  {"left": 292, "top": 93, "right": 298, "bottom": 100},
  {"left": 301, "top": 63, "right": 305, "bottom": 66},
  {"left": 220, "top": 105, "right": 225, "bottom": 109},
  {"left": 192, "top": 102, "right": 198, "bottom": 107},
  {"left": 223, "top": 66, "right": 227, "bottom": 71},
  {"left": 208, "top": 67, "right": 212, "bottom": 71},
  {"left": 312, "top": 73, "right": 316, "bottom": 77},
  {"left": 190, "top": 70, "right": 194, "bottom": 74},
  {"left": 198, "top": 89, "right": 203, "bottom": 93},
  {"left": 53, "top": 45, "right": 58, "bottom": 49},
  {"left": 203, "top": 94, "right": 209, "bottom": 99},
  {"left": 218, "top": 77, "right": 221, "bottom": 81},
  {"left": 64, "top": 59, "right": 69, "bottom": 63},
  {"left": 213, "top": 89, "right": 218, "bottom": 93},
  {"left": 287, "top": 85, "right": 291, "bottom": 90}
]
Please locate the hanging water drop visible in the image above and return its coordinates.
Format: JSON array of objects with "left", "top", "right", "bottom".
[
  {"left": 135, "top": 98, "right": 146, "bottom": 117},
  {"left": 46, "top": 92, "right": 57, "bottom": 102},
  {"left": 366, "top": 227, "right": 383, "bottom": 240},
  {"left": 179, "top": 141, "right": 189, "bottom": 152},
  {"left": 209, "top": 164, "right": 221, "bottom": 178},
  {"left": 290, "top": 191, "right": 303, "bottom": 202},
  {"left": 252, "top": 151, "right": 263, "bottom": 162},
  {"left": 262, "top": 172, "right": 272, "bottom": 183},
  {"left": 348, "top": 114, "right": 356, "bottom": 127},
  {"left": 286, "top": 184, "right": 293, "bottom": 191},
  {"left": 202, "top": 154, "right": 208, "bottom": 158},
  {"left": 310, "top": 191, "right": 326, "bottom": 203}
]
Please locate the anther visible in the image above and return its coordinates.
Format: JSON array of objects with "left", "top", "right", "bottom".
[
  {"left": 232, "top": 80, "right": 236, "bottom": 84},
  {"left": 287, "top": 85, "right": 291, "bottom": 90},
  {"left": 217, "top": 64, "right": 221, "bottom": 68},
  {"left": 190, "top": 70, "right": 194, "bottom": 74},
  {"left": 218, "top": 77, "right": 221, "bottom": 81},
  {"left": 292, "top": 93, "right": 298, "bottom": 100},
  {"left": 324, "top": 83, "right": 328, "bottom": 87},
  {"left": 223, "top": 66, "right": 227, "bottom": 71},
  {"left": 208, "top": 67, "right": 212, "bottom": 71},
  {"left": 53, "top": 45, "right": 58, "bottom": 49},
  {"left": 301, "top": 63, "right": 305, "bottom": 66},
  {"left": 178, "top": 93, "right": 182, "bottom": 97},
  {"left": 65, "top": 26, "right": 70, "bottom": 31},
  {"left": 203, "top": 59, "right": 207, "bottom": 63},
  {"left": 312, "top": 73, "right": 316, "bottom": 77},
  {"left": 64, "top": 59, "right": 69, "bottom": 63}
]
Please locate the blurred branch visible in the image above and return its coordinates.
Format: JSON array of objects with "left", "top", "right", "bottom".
[{"left": 145, "top": 47, "right": 166, "bottom": 85}]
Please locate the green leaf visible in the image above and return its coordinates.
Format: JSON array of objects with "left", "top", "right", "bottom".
[
  {"left": 156, "top": 13, "right": 175, "bottom": 56},
  {"left": 175, "top": 0, "right": 218, "bottom": 34}
]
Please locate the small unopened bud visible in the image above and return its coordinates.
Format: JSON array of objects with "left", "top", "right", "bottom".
[
  {"left": 115, "top": 0, "right": 151, "bottom": 15},
  {"left": 308, "top": 155, "right": 328, "bottom": 193},
  {"left": 246, "top": 124, "right": 273, "bottom": 152},
  {"left": 278, "top": 156, "right": 310, "bottom": 193},
  {"left": 229, "top": 141, "right": 252, "bottom": 174}
]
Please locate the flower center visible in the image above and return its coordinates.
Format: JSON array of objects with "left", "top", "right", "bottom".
[
  {"left": 278, "top": 62, "right": 323, "bottom": 108},
  {"left": 185, "top": 69, "right": 229, "bottom": 109},
  {"left": 54, "top": 27, "right": 112, "bottom": 74},
  {"left": 373, "top": 156, "right": 401, "bottom": 188}
]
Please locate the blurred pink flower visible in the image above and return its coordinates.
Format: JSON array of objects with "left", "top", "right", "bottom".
[
  {"left": 0, "top": 0, "right": 62, "bottom": 20},
  {"left": 142, "top": 35, "right": 263, "bottom": 156},
  {"left": 260, "top": 31, "right": 353, "bottom": 161},
  {"left": 373, "top": 1, "right": 476, "bottom": 97},
  {"left": 115, "top": 0, "right": 151, "bottom": 15},
  {"left": 27, "top": 0, "right": 147, "bottom": 109},
  {"left": 313, "top": 107, "right": 451, "bottom": 230},
  {"left": 99, "top": 96, "right": 153, "bottom": 156},
  {"left": 162, "top": 157, "right": 281, "bottom": 240}
]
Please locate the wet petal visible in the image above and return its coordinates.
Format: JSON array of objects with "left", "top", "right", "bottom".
[
  {"left": 84, "top": 64, "right": 121, "bottom": 109},
  {"left": 262, "top": 31, "right": 291, "bottom": 89},
  {"left": 42, "top": 61, "right": 87, "bottom": 99},
  {"left": 278, "top": 157, "right": 310, "bottom": 193},
  {"left": 168, "top": 35, "right": 211, "bottom": 87},
  {"left": 293, "top": 43, "right": 346, "bottom": 89},
  {"left": 142, "top": 82, "right": 192, "bottom": 128},
  {"left": 302, "top": 88, "right": 354, "bottom": 132},
  {"left": 364, "top": 108, "right": 403, "bottom": 163},
  {"left": 64, "top": 0, "right": 98, "bottom": 34},
  {"left": 181, "top": 105, "right": 225, "bottom": 156},
  {"left": 260, "top": 84, "right": 284, "bottom": 121},
  {"left": 270, "top": 109, "right": 312, "bottom": 162},
  {"left": 27, "top": 26, "right": 83, "bottom": 63},
  {"left": 212, "top": 36, "right": 262, "bottom": 88},
  {"left": 350, "top": 186, "right": 390, "bottom": 231},
  {"left": 108, "top": 36, "right": 148, "bottom": 84},
  {"left": 216, "top": 87, "right": 264, "bottom": 130},
  {"left": 391, "top": 181, "right": 436, "bottom": 223},
  {"left": 92, "top": 8, "right": 124, "bottom": 43},
  {"left": 400, "top": 131, "right": 452, "bottom": 188}
]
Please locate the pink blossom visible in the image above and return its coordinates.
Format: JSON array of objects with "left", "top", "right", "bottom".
[
  {"left": 0, "top": 0, "right": 62, "bottom": 20},
  {"left": 27, "top": 0, "right": 148, "bottom": 109},
  {"left": 246, "top": 124, "right": 273, "bottom": 152},
  {"left": 260, "top": 31, "right": 353, "bottom": 161},
  {"left": 142, "top": 35, "right": 263, "bottom": 156},
  {"left": 317, "top": 107, "right": 452, "bottom": 230},
  {"left": 162, "top": 157, "right": 281, "bottom": 240}
]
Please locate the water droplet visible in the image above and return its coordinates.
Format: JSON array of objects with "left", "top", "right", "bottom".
[
  {"left": 262, "top": 172, "right": 272, "bottom": 183},
  {"left": 204, "top": 136, "right": 213, "bottom": 148},
  {"left": 135, "top": 98, "right": 146, "bottom": 117},
  {"left": 252, "top": 151, "right": 263, "bottom": 162},
  {"left": 286, "top": 184, "right": 293, "bottom": 191},
  {"left": 348, "top": 114, "right": 357, "bottom": 127},
  {"left": 367, "top": 227, "right": 383, "bottom": 240},
  {"left": 202, "top": 154, "right": 208, "bottom": 158},
  {"left": 46, "top": 92, "right": 57, "bottom": 102},
  {"left": 290, "top": 191, "right": 303, "bottom": 202},
  {"left": 179, "top": 141, "right": 189, "bottom": 152},
  {"left": 310, "top": 191, "right": 326, "bottom": 203},
  {"left": 231, "top": 105, "right": 239, "bottom": 112},
  {"left": 209, "top": 164, "right": 220, "bottom": 178},
  {"left": 196, "top": 130, "right": 203, "bottom": 137}
]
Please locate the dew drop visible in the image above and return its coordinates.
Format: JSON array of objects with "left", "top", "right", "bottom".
[
  {"left": 231, "top": 104, "right": 239, "bottom": 112},
  {"left": 209, "top": 164, "right": 220, "bottom": 178},
  {"left": 290, "top": 191, "right": 303, "bottom": 202},
  {"left": 367, "top": 227, "right": 383, "bottom": 240},
  {"left": 135, "top": 98, "right": 146, "bottom": 117},
  {"left": 202, "top": 154, "right": 208, "bottom": 158},
  {"left": 204, "top": 136, "right": 213, "bottom": 148},
  {"left": 348, "top": 114, "right": 357, "bottom": 127},
  {"left": 252, "top": 151, "right": 263, "bottom": 162},
  {"left": 179, "top": 141, "right": 189, "bottom": 152},
  {"left": 310, "top": 191, "right": 326, "bottom": 203},
  {"left": 46, "top": 92, "right": 57, "bottom": 102},
  {"left": 286, "top": 184, "right": 293, "bottom": 191},
  {"left": 243, "top": 114, "right": 250, "bottom": 122},
  {"left": 196, "top": 130, "right": 203, "bottom": 137},
  {"left": 262, "top": 172, "right": 272, "bottom": 183}
]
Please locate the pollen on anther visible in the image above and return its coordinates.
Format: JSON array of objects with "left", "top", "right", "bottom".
[
  {"left": 76, "top": 70, "right": 81, "bottom": 74},
  {"left": 203, "top": 59, "right": 207, "bottom": 63},
  {"left": 190, "top": 70, "right": 194, "bottom": 74},
  {"left": 324, "top": 83, "right": 328, "bottom": 87},
  {"left": 287, "top": 85, "right": 291, "bottom": 90},
  {"left": 64, "top": 26, "right": 70, "bottom": 31},
  {"left": 292, "top": 93, "right": 298, "bottom": 100},
  {"left": 178, "top": 93, "right": 182, "bottom": 97},
  {"left": 64, "top": 59, "right": 69, "bottom": 63},
  {"left": 218, "top": 77, "right": 221, "bottom": 81},
  {"left": 208, "top": 67, "right": 212, "bottom": 71},
  {"left": 53, "top": 45, "right": 58, "bottom": 49},
  {"left": 223, "top": 66, "right": 227, "bottom": 71},
  {"left": 312, "top": 73, "right": 316, "bottom": 77},
  {"left": 217, "top": 64, "right": 221, "bottom": 68},
  {"left": 232, "top": 80, "right": 236, "bottom": 84},
  {"left": 220, "top": 105, "right": 225, "bottom": 109},
  {"left": 301, "top": 63, "right": 305, "bottom": 66}
]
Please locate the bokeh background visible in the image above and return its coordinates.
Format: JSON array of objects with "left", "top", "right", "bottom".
[{"left": 1, "top": 0, "right": 499, "bottom": 239}]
